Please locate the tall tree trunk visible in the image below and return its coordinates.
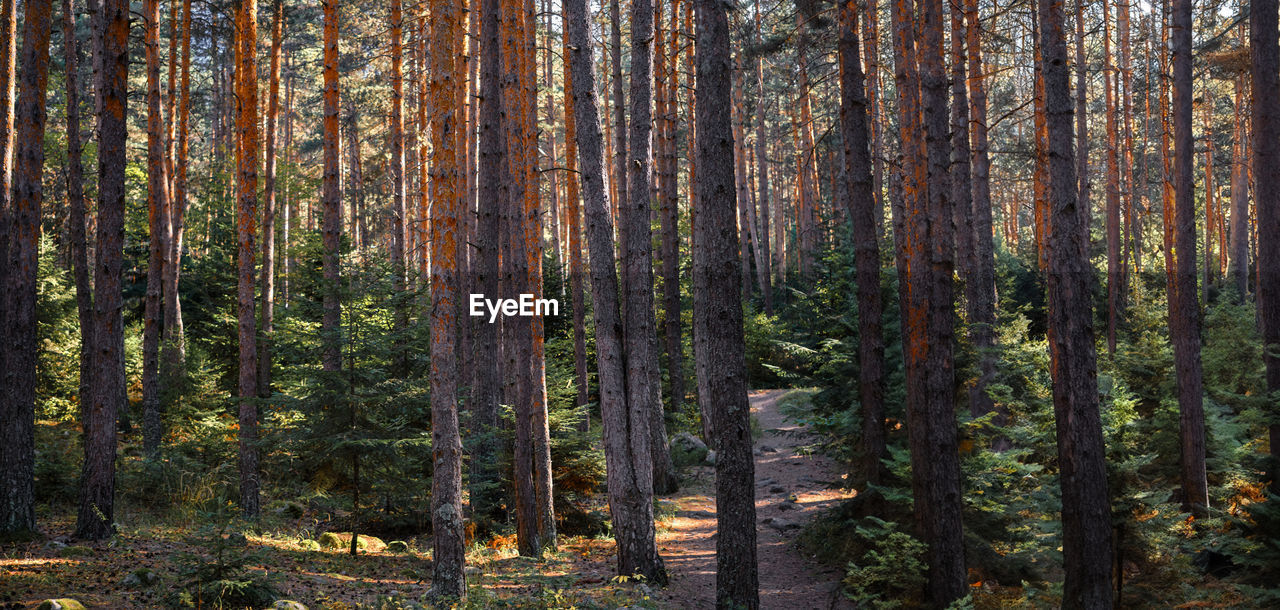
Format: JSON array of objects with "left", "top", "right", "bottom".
[
  {"left": 1104, "top": 0, "right": 1121, "bottom": 355},
  {"left": 75, "top": 0, "right": 126, "bottom": 541},
  {"left": 1038, "top": 0, "right": 1116, "bottom": 604},
  {"left": 564, "top": 0, "right": 667, "bottom": 583},
  {"left": 839, "top": 0, "right": 886, "bottom": 487},
  {"left": 916, "top": 0, "right": 966, "bottom": 602},
  {"left": 658, "top": 0, "right": 686, "bottom": 417},
  {"left": 1, "top": 0, "right": 52, "bottom": 537},
  {"left": 258, "top": 0, "right": 283, "bottom": 398},
  {"left": 391, "top": 0, "right": 409, "bottom": 375},
  {"left": 694, "top": 0, "right": 759, "bottom": 605},
  {"left": 1230, "top": 74, "right": 1249, "bottom": 301},
  {"left": 1254, "top": 0, "right": 1280, "bottom": 493},
  {"left": 429, "top": 0, "right": 467, "bottom": 594},
  {"left": 1075, "top": 0, "right": 1089, "bottom": 237},
  {"left": 523, "top": 0, "right": 556, "bottom": 549},
  {"left": 142, "top": 0, "right": 171, "bottom": 461},
  {"left": 752, "top": 0, "right": 773, "bottom": 314},
  {"left": 472, "top": 0, "right": 504, "bottom": 521},
  {"left": 965, "top": 0, "right": 999, "bottom": 427},
  {"left": 0, "top": 0, "right": 16, "bottom": 262},
  {"left": 161, "top": 0, "right": 191, "bottom": 394},
  {"left": 1170, "top": 0, "right": 1207, "bottom": 517},
  {"left": 562, "top": 23, "right": 590, "bottom": 430},
  {"left": 950, "top": 1, "right": 973, "bottom": 286},
  {"left": 235, "top": 0, "right": 261, "bottom": 519},
  {"left": 64, "top": 0, "right": 94, "bottom": 461},
  {"left": 627, "top": 0, "right": 678, "bottom": 496},
  {"left": 322, "top": 0, "right": 343, "bottom": 376}
]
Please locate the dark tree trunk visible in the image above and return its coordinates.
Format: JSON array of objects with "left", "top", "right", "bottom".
[
  {"left": 626, "top": 0, "right": 678, "bottom": 497},
  {"left": 1, "top": 0, "right": 52, "bottom": 537},
  {"left": 75, "top": 0, "right": 127, "bottom": 541},
  {"left": 65, "top": 0, "right": 93, "bottom": 442},
  {"left": 917, "top": 0, "right": 967, "bottom": 603},
  {"left": 1170, "top": 0, "right": 1208, "bottom": 516},
  {"left": 564, "top": 0, "right": 667, "bottom": 583},
  {"left": 142, "top": 0, "right": 171, "bottom": 461},
  {"left": 658, "top": 0, "right": 686, "bottom": 417},
  {"left": 1038, "top": 0, "right": 1116, "bottom": 605},
  {"left": 235, "top": 0, "right": 261, "bottom": 519},
  {"left": 838, "top": 0, "right": 886, "bottom": 487},
  {"left": 752, "top": 0, "right": 773, "bottom": 315},
  {"left": 562, "top": 24, "right": 590, "bottom": 430},
  {"left": 1251, "top": 0, "right": 1280, "bottom": 493},
  {"left": 693, "top": 0, "right": 760, "bottom": 606},
  {"left": 471, "top": 0, "right": 503, "bottom": 521},
  {"left": 1229, "top": 74, "right": 1249, "bottom": 302},
  {"left": 965, "top": 0, "right": 999, "bottom": 428}
]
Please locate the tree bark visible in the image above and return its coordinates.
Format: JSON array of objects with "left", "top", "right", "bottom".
[
  {"left": 0, "top": 0, "right": 16, "bottom": 263},
  {"left": 472, "top": 0, "right": 504, "bottom": 521},
  {"left": 965, "top": 0, "right": 999, "bottom": 428},
  {"left": 258, "top": 0, "right": 283, "bottom": 398},
  {"left": 142, "top": 0, "right": 171, "bottom": 461},
  {"left": 562, "top": 23, "right": 590, "bottom": 430},
  {"left": 626, "top": 0, "right": 678, "bottom": 497},
  {"left": 64, "top": 0, "right": 93, "bottom": 453},
  {"left": 693, "top": 0, "right": 759, "bottom": 605},
  {"left": 565, "top": 0, "right": 667, "bottom": 583},
  {"left": 916, "top": 0, "right": 967, "bottom": 603},
  {"left": 1254, "top": 0, "right": 1280, "bottom": 494},
  {"left": 161, "top": 0, "right": 191, "bottom": 395},
  {"left": 838, "top": 0, "right": 886, "bottom": 487},
  {"left": 1, "top": 0, "right": 52, "bottom": 537},
  {"left": 1104, "top": 0, "right": 1121, "bottom": 355},
  {"left": 429, "top": 0, "right": 467, "bottom": 594},
  {"left": 391, "top": 0, "right": 409, "bottom": 375},
  {"left": 75, "top": 0, "right": 127, "bottom": 541},
  {"left": 322, "top": 0, "right": 343, "bottom": 376},
  {"left": 235, "top": 0, "right": 261, "bottom": 519},
  {"left": 1038, "top": 0, "right": 1116, "bottom": 604},
  {"left": 1229, "top": 74, "right": 1249, "bottom": 301},
  {"left": 1170, "top": 0, "right": 1208, "bottom": 517}
]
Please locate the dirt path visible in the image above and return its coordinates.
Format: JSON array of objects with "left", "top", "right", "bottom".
[{"left": 653, "top": 389, "right": 855, "bottom": 610}]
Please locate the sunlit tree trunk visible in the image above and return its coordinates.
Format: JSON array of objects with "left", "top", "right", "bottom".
[
  {"left": 564, "top": 0, "right": 667, "bottom": 582},
  {"left": 428, "top": 0, "right": 467, "bottom": 594},
  {"left": 0, "top": 0, "right": 16, "bottom": 261},
  {"left": 656, "top": 0, "right": 685, "bottom": 415},
  {"left": 258, "top": 0, "right": 283, "bottom": 398},
  {"left": 1, "top": 0, "right": 52, "bottom": 537},
  {"left": 752, "top": 1, "right": 773, "bottom": 314},
  {"left": 75, "top": 0, "right": 126, "bottom": 541},
  {"left": 235, "top": 0, "right": 261, "bottom": 519},
  {"left": 322, "top": 0, "right": 342, "bottom": 373},
  {"left": 1104, "top": 0, "right": 1121, "bottom": 355},
  {"left": 141, "top": 0, "right": 171, "bottom": 461},
  {"left": 391, "top": 0, "right": 409, "bottom": 374},
  {"left": 1037, "top": 0, "right": 1116, "bottom": 603},
  {"left": 161, "top": 0, "right": 191, "bottom": 393}
]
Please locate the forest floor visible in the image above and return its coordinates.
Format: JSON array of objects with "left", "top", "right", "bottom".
[
  {"left": 652, "top": 389, "right": 854, "bottom": 610},
  {"left": 0, "top": 389, "right": 852, "bottom": 609}
]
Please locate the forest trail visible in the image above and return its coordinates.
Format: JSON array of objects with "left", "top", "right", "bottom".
[{"left": 653, "top": 389, "right": 855, "bottom": 610}]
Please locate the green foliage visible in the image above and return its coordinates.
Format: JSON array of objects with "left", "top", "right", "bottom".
[
  {"left": 168, "top": 509, "right": 280, "bottom": 609},
  {"left": 841, "top": 517, "right": 927, "bottom": 608},
  {"left": 35, "top": 235, "right": 82, "bottom": 422}
]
